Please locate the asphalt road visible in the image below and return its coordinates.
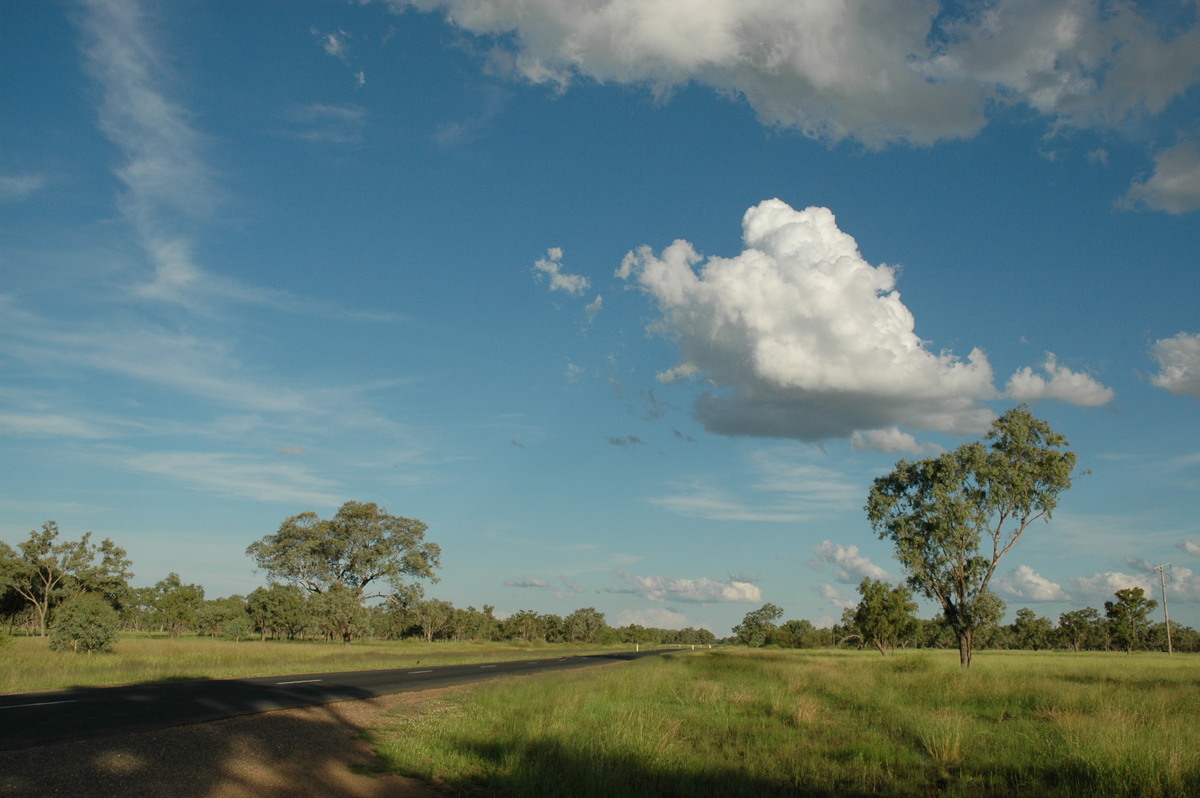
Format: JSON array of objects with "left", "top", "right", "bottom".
[{"left": 0, "top": 649, "right": 671, "bottom": 751}]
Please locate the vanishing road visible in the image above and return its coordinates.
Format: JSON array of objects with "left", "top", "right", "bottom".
[{"left": 0, "top": 649, "right": 671, "bottom": 751}]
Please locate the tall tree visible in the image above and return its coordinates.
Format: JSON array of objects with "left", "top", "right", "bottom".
[
  {"left": 562, "top": 607, "right": 609, "bottom": 643},
  {"left": 1058, "top": 607, "right": 1102, "bottom": 652},
  {"left": 1105, "top": 587, "right": 1158, "bottom": 653},
  {"left": 1010, "top": 608, "right": 1054, "bottom": 650},
  {"left": 151, "top": 573, "right": 205, "bottom": 636},
  {"left": 0, "top": 522, "right": 133, "bottom": 637},
  {"left": 246, "top": 501, "right": 440, "bottom": 643},
  {"left": 733, "top": 602, "right": 783, "bottom": 647},
  {"left": 853, "top": 578, "right": 918, "bottom": 656},
  {"left": 867, "top": 406, "right": 1076, "bottom": 668}
]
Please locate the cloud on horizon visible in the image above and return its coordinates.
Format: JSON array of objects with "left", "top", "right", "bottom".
[{"left": 605, "top": 570, "right": 762, "bottom": 603}]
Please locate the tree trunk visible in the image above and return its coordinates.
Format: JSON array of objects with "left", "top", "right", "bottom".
[{"left": 956, "top": 627, "right": 974, "bottom": 668}]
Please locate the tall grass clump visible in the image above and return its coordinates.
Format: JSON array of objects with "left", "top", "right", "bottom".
[{"left": 372, "top": 649, "right": 1200, "bottom": 797}]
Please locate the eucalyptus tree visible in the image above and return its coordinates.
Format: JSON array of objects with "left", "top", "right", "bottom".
[
  {"left": 1, "top": 521, "right": 133, "bottom": 637},
  {"left": 853, "top": 578, "right": 918, "bottom": 656},
  {"left": 246, "top": 501, "right": 440, "bottom": 643},
  {"left": 1058, "top": 607, "right": 1102, "bottom": 652},
  {"left": 867, "top": 406, "right": 1076, "bottom": 668},
  {"left": 733, "top": 602, "right": 784, "bottom": 647},
  {"left": 1105, "top": 587, "right": 1158, "bottom": 653}
]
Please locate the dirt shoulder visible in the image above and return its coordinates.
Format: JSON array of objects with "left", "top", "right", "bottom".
[{"left": 0, "top": 687, "right": 463, "bottom": 797}]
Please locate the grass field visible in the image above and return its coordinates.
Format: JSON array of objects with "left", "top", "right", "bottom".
[
  {"left": 0, "top": 633, "right": 632, "bottom": 694},
  {"left": 368, "top": 648, "right": 1200, "bottom": 797}
]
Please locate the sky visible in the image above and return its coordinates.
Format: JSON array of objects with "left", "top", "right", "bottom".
[{"left": 2, "top": 0, "right": 1199, "bottom": 636}]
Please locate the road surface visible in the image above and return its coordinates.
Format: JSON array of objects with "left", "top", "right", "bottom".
[{"left": 0, "top": 649, "right": 670, "bottom": 751}]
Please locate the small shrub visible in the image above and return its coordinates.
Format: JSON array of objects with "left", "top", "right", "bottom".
[{"left": 49, "top": 593, "right": 120, "bottom": 654}]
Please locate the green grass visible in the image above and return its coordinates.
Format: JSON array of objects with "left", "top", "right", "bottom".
[
  {"left": 0, "top": 633, "right": 634, "bottom": 694},
  {"left": 369, "top": 649, "right": 1200, "bottom": 797}
]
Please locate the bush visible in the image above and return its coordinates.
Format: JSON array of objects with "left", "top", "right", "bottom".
[{"left": 50, "top": 593, "right": 120, "bottom": 654}]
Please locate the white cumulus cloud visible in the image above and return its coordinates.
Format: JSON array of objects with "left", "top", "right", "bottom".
[
  {"left": 1005, "top": 353, "right": 1113, "bottom": 406},
  {"left": 1151, "top": 332, "right": 1200, "bottom": 400},
  {"left": 392, "top": 0, "right": 1200, "bottom": 152},
  {"left": 615, "top": 607, "right": 694, "bottom": 630},
  {"left": 533, "top": 247, "right": 590, "bottom": 295},
  {"left": 1122, "top": 140, "right": 1200, "bottom": 214},
  {"left": 619, "top": 199, "right": 1101, "bottom": 442},
  {"left": 810, "top": 540, "right": 891, "bottom": 584},
  {"left": 995, "top": 564, "right": 1069, "bottom": 602},
  {"left": 817, "top": 583, "right": 856, "bottom": 611},
  {"left": 851, "top": 427, "right": 925, "bottom": 454}
]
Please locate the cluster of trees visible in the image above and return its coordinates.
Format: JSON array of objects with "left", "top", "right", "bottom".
[
  {"left": 727, "top": 583, "right": 1197, "bottom": 655},
  {"left": 0, "top": 507, "right": 715, "bottom": 653}
]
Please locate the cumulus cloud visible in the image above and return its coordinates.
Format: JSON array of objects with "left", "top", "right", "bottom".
[
  {"left": 995, "top": 564, "right": 1069, "bottom": 602},
  {"left": 606, "top": 570, "right": 762, "bottom": 603},
  {"left": 392, "top": 0, "right": 1199, "bottom": 151},
  {"left": 818, "top": 582, "right": 856, "bottom": 610},
  {"left": 533, "top": 247, "right": 590, "bottom": 295},
  {"left": 1184, "top": 540, "right": 1200, "bottom": 558},
  {"left": 504, "top": 577, "right": 552, "bottom": 589},
  {"left": 619, "top": 199, "right": 1104, "bottom": 441},
  {"left": 1005, "top": 353, "right": 1114, "bottom": 406},
  {"left": 810, "top": 540, "right": 891, "bottom": 584},
  {"left": 1151, "top": 332, "right": 1200, "bottom": 400},
  {"left": 851, "top": 427, "right": 925, "bottom": 455},
  {"left": 615, "top": 607, "right": 694, "bottom": 630},
  {"left": 1122, "top": 140, "right": 1200, "bottom": 214},
  {"left": 1070, "top": 571, "right": 1153, "bottom": 602}
]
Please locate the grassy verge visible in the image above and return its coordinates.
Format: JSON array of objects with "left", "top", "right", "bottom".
[
  {"left": 0, "top": 634, "right": 635, "bottom": 694},
  {"left": 369, "top": 648, "right": 1200, "bottom": 797}
]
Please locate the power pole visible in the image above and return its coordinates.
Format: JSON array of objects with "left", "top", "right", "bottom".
[{"left": 1152, "top": 563, "right": 1173, "bottom": 655}]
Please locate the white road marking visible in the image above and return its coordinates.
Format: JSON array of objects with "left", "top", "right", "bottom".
[
  {"left": 275, "top": 679, "right": 322, "bottom": 685},
  {"left": 408, "top": 670, "right": 433, "bottom": 674},
  {"left": 0, "top": 699, "right": 77, "bottom": 709}
]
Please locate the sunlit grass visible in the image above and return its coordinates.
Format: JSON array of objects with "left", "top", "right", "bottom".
[
  {"left": 371, "top": 648, "right": 1200, "bottom": 797},
  {"left": 0, "top": 633, "right": 634, "bottom": 694}
]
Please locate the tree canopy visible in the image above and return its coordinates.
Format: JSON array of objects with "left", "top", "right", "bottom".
[
  {"left": 246, "top": 502, "right": 440, "bottom": 642},
  {"left": 866, "top": 406, "right": 1075, "bottom": 667}
]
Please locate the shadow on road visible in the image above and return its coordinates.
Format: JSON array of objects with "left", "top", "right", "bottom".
[{"left": 0, "top": 695, "right": 435, "bottom": 797}]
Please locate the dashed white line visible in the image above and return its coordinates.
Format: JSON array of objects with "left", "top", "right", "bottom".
[
  {"left": 407, "top": 670, "right": 433, "bottom": 674},
  {"left": 0, "top": 699, "right": 77, "bottom": 709},
  {"left": 275, "top": 679, "right": 322, "bottom": 685}
]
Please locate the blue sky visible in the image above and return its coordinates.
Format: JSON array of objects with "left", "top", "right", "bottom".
[{"left": 3, "top": 0, "right": 1199, "bottom": 636}]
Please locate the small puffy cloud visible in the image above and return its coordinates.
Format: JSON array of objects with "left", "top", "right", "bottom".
[
  {"left": 810, "top": 540, "right": 890, "bottom": 584},
  {"left": 533, "top": 247, "right": 589, "bottom": 295},
  {"left": 995, "top": 564, "right": 1069, "bottom": 602},
  {"left": 620, "top": 199, "right": 1018, "bottom": 441},
  {"left": 1005, "top": 353, "right": 1114, "bottom": 406},
  {"left": 851, "top": 427, "right": 924, "bottom": 455},
  {"left": 615, "top": 607, "right": 693, "bottom": 630},
  {"left": 504, "top": 577, "right": 551, "bottom": 589},
  {"left": 279, "top": 446, "right": 306, "bottom": 456},
  {"left": 1122, "top": 140, "right": 1200, "bottom": 214},
  {"left": 1183, "top": 540, "right": 1200, "bottom": 558},
  {"left": 0, "top": 173, "right": 45, "bottom": 203},
  {"left": 1150, "top": 332, "right": 1200, "bottom": 400},
  {"left": 315, "top": 28, "right": 350, "bottom": 60},
  {"left": 607, "top": 570, "right": 762, "bottom": 603},
  {"left": 818, "top": 583, "right": 856, "bottom": 611}
]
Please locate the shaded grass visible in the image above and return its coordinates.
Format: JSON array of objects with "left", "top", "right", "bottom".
[
  {"left": 0, "top": 633, "right": 633, "bottom": 694},
  {"left": 371, "top": 649, "right": 1200, "bottom": 797}
]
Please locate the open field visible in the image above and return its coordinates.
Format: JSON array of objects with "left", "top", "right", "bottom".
[
  {"left": 0, "top": 634, "right": 635, "bottom": 694},
  {"left": 369, "top": 648, "right": 1200, "bottom": 797}
]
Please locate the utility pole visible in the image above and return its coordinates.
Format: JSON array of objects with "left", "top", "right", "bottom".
[{"left": 1152, "top": 563, "right": 1173, "bottom": 655}]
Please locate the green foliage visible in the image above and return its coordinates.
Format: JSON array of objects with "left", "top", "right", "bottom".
[
  {"left": 149, "top": 573, "right": 205, "bottom": 636},
  {"left": 1105, "top": 587, "right": 1158, "bottom": 653},
  {"left": 733, "top": 602, "right": 783, "bottom": 647},
  {"left": 1, "top": 521, "right": 132, "bottom": 637},
  {"left": 867, "top": 406, "right": 1075, "bottom": 667},
  {"left": 49, "top": 592, "right": 120, "bottom": 654},
  {"left": 246, "top": 583, "right": 307, "bottom": 640},
  {"left": 854, "top": 578, "right": 918, "bottom": 655},
  {"left": 562, "top": 606, "right": 611, "bottom": 643},
  {"left": 246, "top": 501, "right": 440, "bottom": 643}
]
